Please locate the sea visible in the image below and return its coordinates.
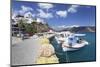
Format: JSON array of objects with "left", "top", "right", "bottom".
[{"left": 50, "top": 32, "right": 96, "bottom": 63}]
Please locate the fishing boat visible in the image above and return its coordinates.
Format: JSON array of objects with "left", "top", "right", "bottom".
[{"left": 55, "top": 31, "right": 88, "bottom": 51}]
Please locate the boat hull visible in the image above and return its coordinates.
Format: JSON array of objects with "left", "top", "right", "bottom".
[
  {"left": 62, "top": 47, "right": 79, "bottom": 51},
  {"left": 62, "top": 41, "right": 88, "bottom": 52}
]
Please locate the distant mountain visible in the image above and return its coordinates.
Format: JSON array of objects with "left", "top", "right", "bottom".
[
  {"left": 54, "top": 26, "right": 96, "bottom": 32},
  {"left": 52, "top": 25, "right": 80, "bottom": 31}
]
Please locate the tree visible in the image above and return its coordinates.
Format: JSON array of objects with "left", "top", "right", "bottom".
[
  {"left": 17, "top": 19, "right": 25, "bottom": 37},
  {"left": 24, "top": 23, "right": 37, "bottom": 36}
]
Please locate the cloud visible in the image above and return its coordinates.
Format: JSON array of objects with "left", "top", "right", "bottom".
[
  {"left": 12, "top": 9, "right": 20, "bottom": 19},
  {"left": 19, "top": 5, "right": 33, "bottom": 15},
  {"left": 21, "top": 5, "right": 33, "bottom": 11},
  {"left": 68, "top": 5, "right": 79, "bottom": 13},
  {"left": 56, "top": 10, "right": 67, "bottom": 18},
  {"left": 70, "top": 25, "right": 80, "bottom": 27},
  {"left": 37, "top": 9, "right": 53, "bottom": 19},
  {"left": 38, "top": 3, "right": 53, "bottom": 10},
  {"left": 37, "top": 3, "right": 54, "bottom": 19},
  {"left": 12, "top": 7, "right": 35, "bottom": 21},
  {"left": 55, "top": 5, "right": 79, "bottom": 18},
  {"left": 56, "top": 25, "right": 80, "bottom": 29},
  {"left": 57, "top": 25, "right": 67, "bottom": 28}
]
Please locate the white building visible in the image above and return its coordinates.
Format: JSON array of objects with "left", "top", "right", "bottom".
[
  {"left": 36, "top": 18, "right": 46, "bottom": 24},
  {"left": 24, "top": 12, "right": 33, "bottom": 23},
  {"left": 12, "top": 12, "right": 33, "bottom": 24}
]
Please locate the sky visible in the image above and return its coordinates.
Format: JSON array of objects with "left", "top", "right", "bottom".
[{"left": 12, "top": 0, "right": 96, "bottom": 28}]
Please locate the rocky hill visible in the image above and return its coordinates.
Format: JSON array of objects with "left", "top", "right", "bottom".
[
  {"left": 24, "top": 21, "right": 51, "bottom": 36},
  {"left": 32, "top": 22, "right": 50, "bottom": 33}
]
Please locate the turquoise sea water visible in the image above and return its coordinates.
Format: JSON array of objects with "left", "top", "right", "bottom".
[{"left": 50, "top": 32, "right": 96, "bottom": 63}]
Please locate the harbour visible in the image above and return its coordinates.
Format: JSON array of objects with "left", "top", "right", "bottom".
[
  {"left": 50, "top": 32, "right": 96, "bottom": 63},
  {"left": 11, "top": 32, "right": 96, "bottom": 66}
]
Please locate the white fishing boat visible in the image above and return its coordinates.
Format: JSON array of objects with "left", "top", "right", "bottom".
[
  {"left": 55, "top": 31, "right": 71, "bottom": 44},
  {"left": 55, "top": 31, "right": 88, "bottom": 51}
]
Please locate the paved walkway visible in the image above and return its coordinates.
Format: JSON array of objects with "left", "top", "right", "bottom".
[
  {"left": 12, "top": 37, "right": 22, "bottom": 45},
  {"left": 11, "top": 38, "right": 41, "bottom": 66}
]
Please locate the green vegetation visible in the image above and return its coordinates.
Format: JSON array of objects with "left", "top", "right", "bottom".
[{"left": 17, "top": 20, "right": 50, "bottom": 36}]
